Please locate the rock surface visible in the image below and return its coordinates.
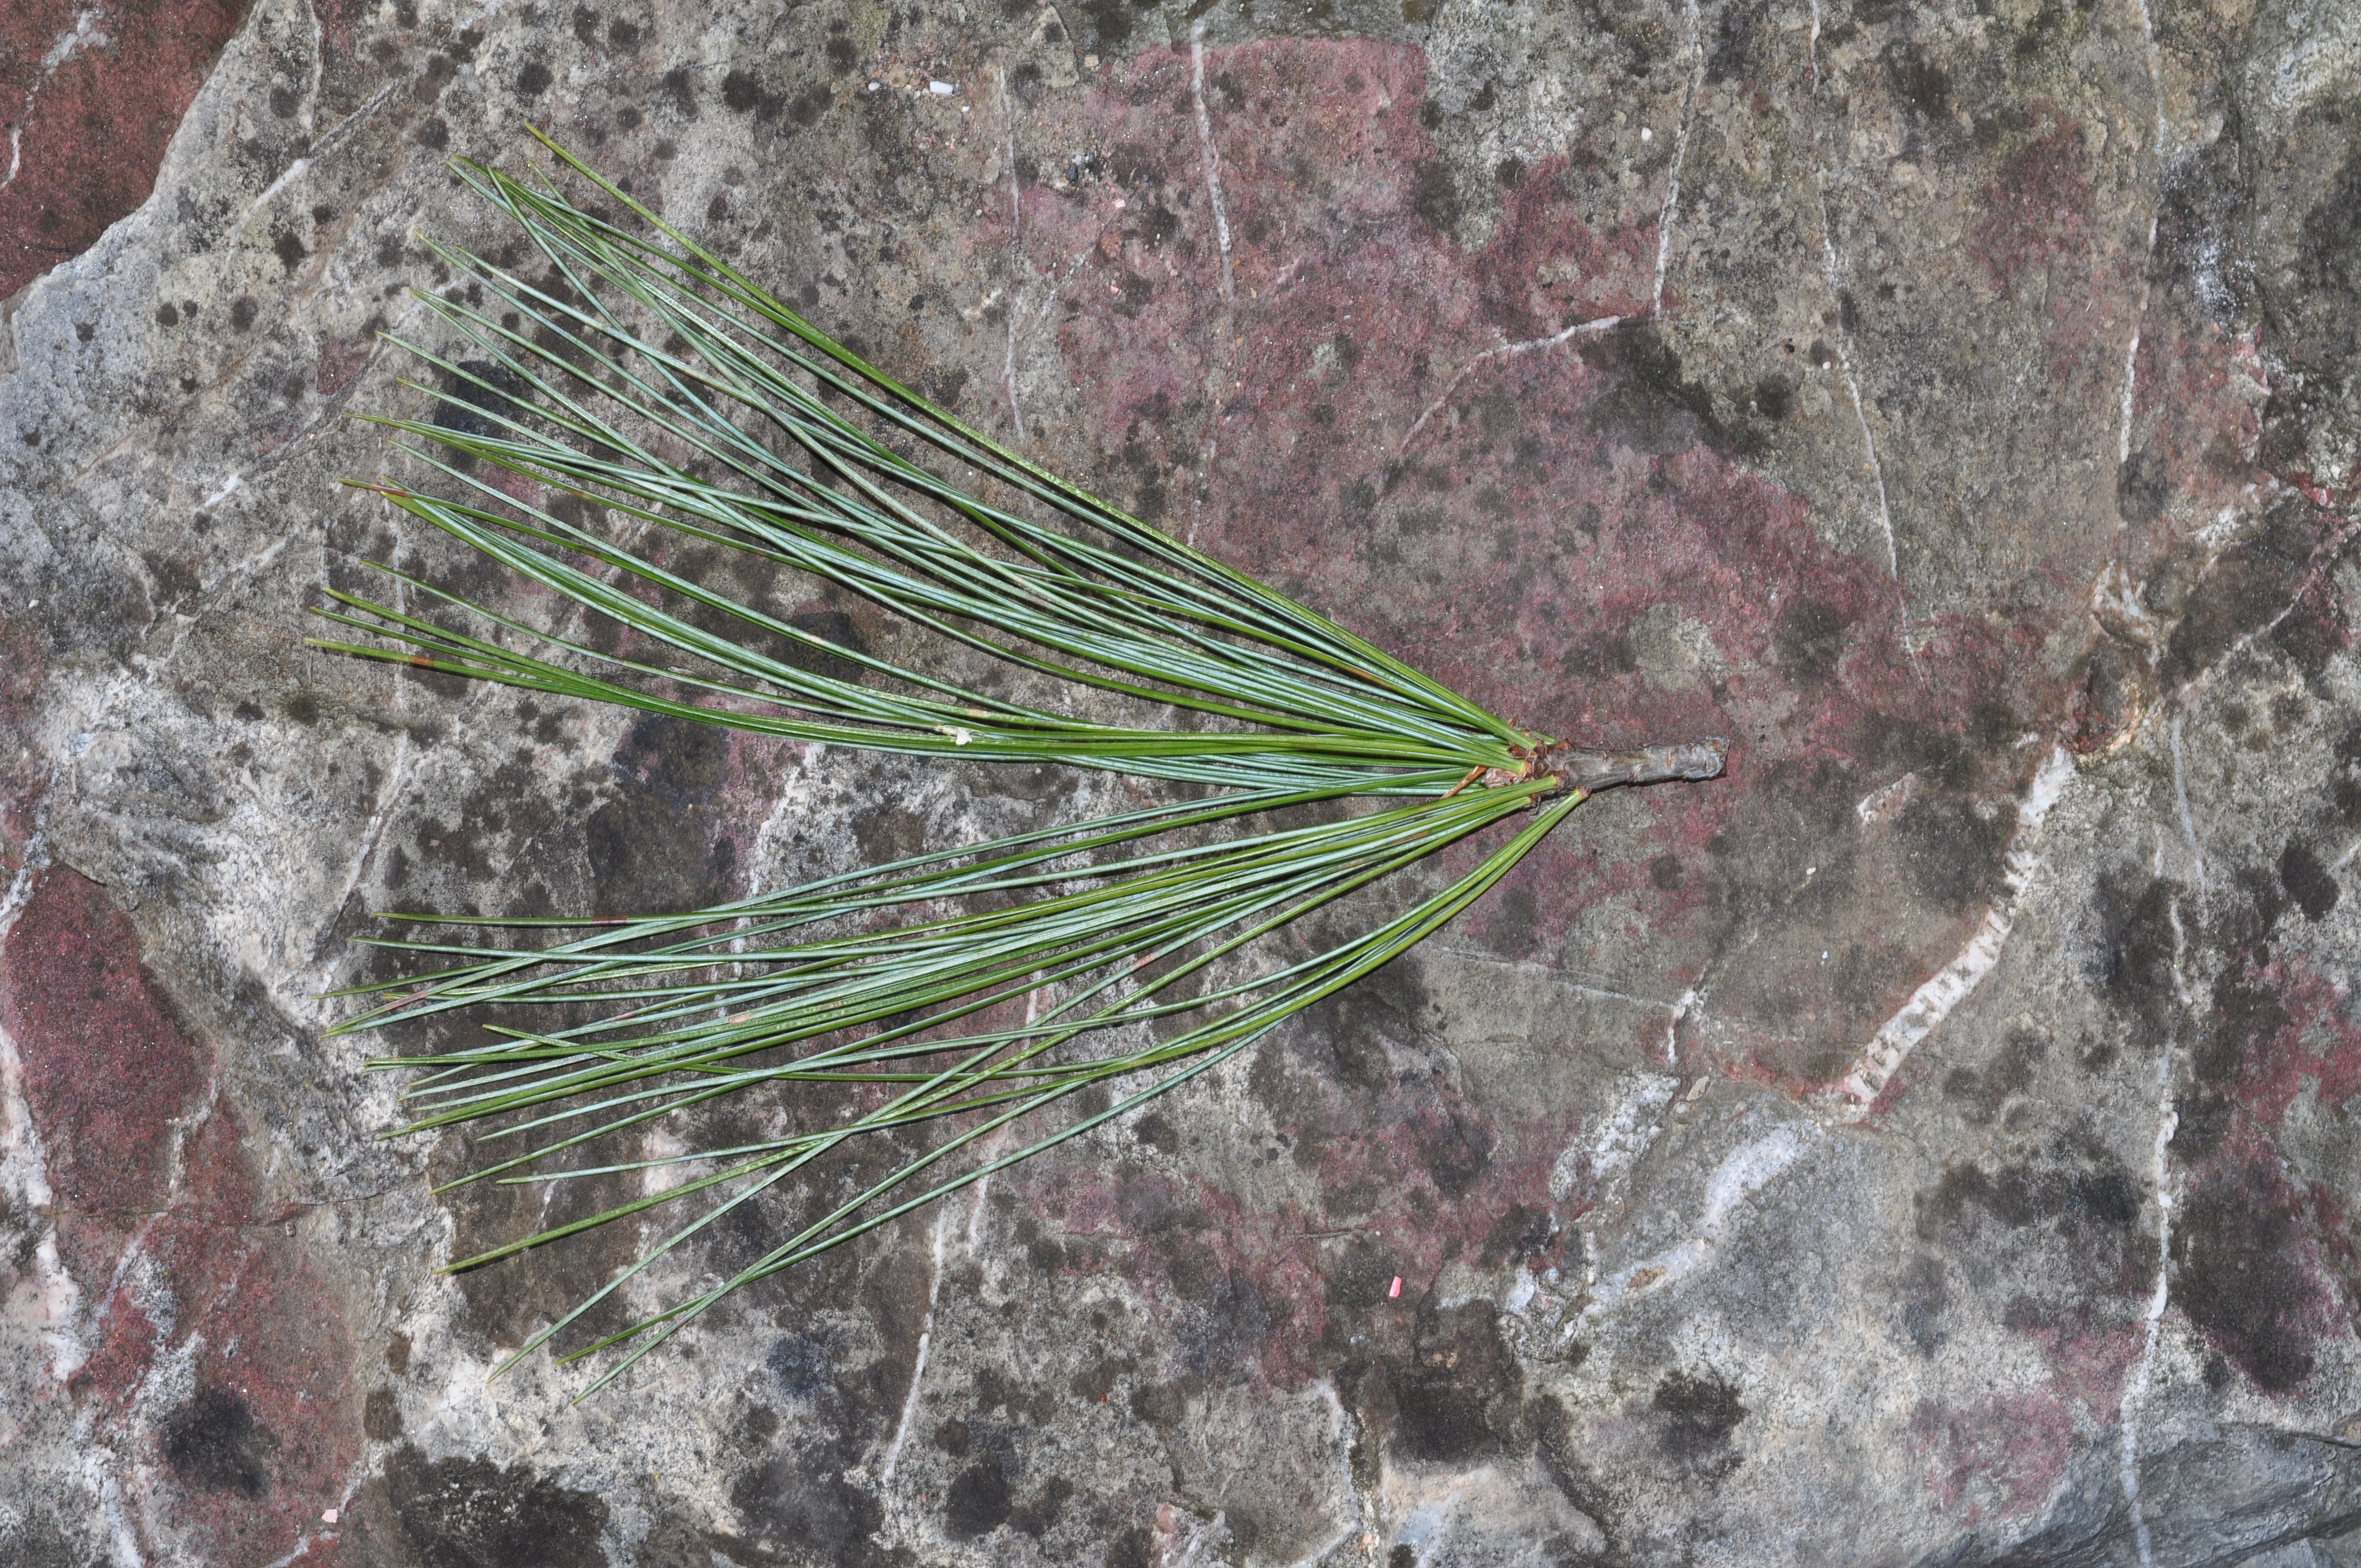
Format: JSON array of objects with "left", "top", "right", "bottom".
[{"left": 3, "top": 0, "right": 2360, "bottom": 1564}]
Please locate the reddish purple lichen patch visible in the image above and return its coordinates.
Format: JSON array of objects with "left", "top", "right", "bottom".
[
  {"left": 0, "top": 0, "right": 253, "bottom": 299},
  {"left": 143, "top": 1208, "right": 362, "bottom": 1563},
  {"left": 1908, "top": 1390, "right": 2072, "bottom": 1521},
  {"left": 1015, "top": 1091, "right": 1569, "bottom": 1385},
  {"left": 1, "top": 868, "right": 207, "bottom": 1233},
  {"left": 2210, "top": 951, "right": 2361, "bottom": 1128},
  {"left": 2003, "top": 1300, "right": 2145, "bottom": 1416},
  {"left": 1, "top": 868, "right": 361, "bottom": 1559},
  {"left": 58, "top": 1091, "right": 362, "bottom": 1560},
  {"left": 1966, "top": 106, "right": 2095, "bottom": 303},
  {"left": 2123, "top": 305, "right": 2269, "bottom": 533}
]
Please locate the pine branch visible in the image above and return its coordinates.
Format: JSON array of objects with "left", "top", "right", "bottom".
[{"left": 316, "top": 132, "right": 1725, "bottom": 1398}]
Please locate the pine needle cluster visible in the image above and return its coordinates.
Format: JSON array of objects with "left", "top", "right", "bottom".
[{"left": 313, "top": 133, "right": 1723, "bottom": 1397}]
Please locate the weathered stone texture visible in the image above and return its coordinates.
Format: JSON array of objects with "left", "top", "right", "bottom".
[{"left": 2, "top": 0, "right": 2359, "bottom": 1564}]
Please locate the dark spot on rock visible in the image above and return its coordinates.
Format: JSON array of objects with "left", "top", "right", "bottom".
[
  {"left": 1106, "top": 1527, "right": 1154, "bottom": 1568},
  {"left": 1477, "top": 1204, "right": 1552, "bottom": 1271},
  {"left": 731, "top": 1447, "right": 883, "bottom": 1560},
  {"left": 1580, "top": 322, "right": 1727, "bottom": 454},
  {"left": 934, "top": 1416, "right": 970, "bottom": 1455},
  {"left": 417, "top": 117, "right": 450, "bottom": 150},
  {"left": 1918, "top": 1163, "right": 1996, "bottom": 1242},
  {"left": 2161, "top": 500, "right": 2319, "bottom": 690},
  {"left": 1009, "top": 1476, "right": 1073, "bottom": 1537},
  {"left": 230, "top": 296, "right": 259, "bottom": 331},
  {"left": 269, "top": 84, "right": 301, "bottom": 117},
  {"left": 2279, "top": 842, "right": 2340, "bottom": 921},
  {"left": 1874, "top": 716, "right": 1976, "bottom": 791},
  {"left": 944, "top": 1459, "right": 1012, "bottom": 1539},
  {"left": 1408, "top": 161, "right": 1460, "bottom": 234},
  {"left": 2199, "top": 965, "right": 2289, "bottom": 1086},
  {"left": 1894, "top": 793, "right": 2012, "bottom": 915},
  {"left": 1945, "top": 1027, "right": 2049, "bottom": 1124},
  {"left": 518, "top": 61, "right": 553, "bottom": 97},
  {"left": 1652, "top": 1369, "right": 1746, "bottom": 1466},
  {"left": 775, "top": 608, "right": 868, "bottom": 687},
  {"left": 1886, "top": 41, "right": 1950, "bottom": 120},
  {"left": 433, "top": 358, "right": 528, "bottom": 438},
  {"left": 1394, "top": 1303, "right": 1520, "bottom": 1462},
  {"left": 1772, "top": 599, "right": 1848, "bottom": 687},
  {"left": 1180, "top": 1270, "right": 1271, "bottom": 1376},
  {"left": 1559, "top": 626, "right": 1636, "bottom": 680},
  {"left": 363, "top": 1387, "right": 404, "bottom": 1441},
  {"left": 1751, "top": 372, "right": 1796, "bottom": 420},
  {"left": 160, "top": 1387, "right": 274, "bottom": 1496},
  {"left": 2117, "top": 448, "right": 2168, "bottom": 524},
  {"left": 826, "top": 36, "right": 858, "bottom": 72},
  {"left": 2172, "top": 1088, "right": 2233, "bottom": 1162},
  {"left": 1898, "top": 1254, "right": 1946, "bottom": 1354},
  {"left": 2074, "top": 1166, "right": 2141, "bottom": 1230},
  {"left": 1416, "top": 1110, "right": 1493, "bottom": 1197},
  {"left": 1131, "top": 1112, "right": 1178, "bottom": 1155},
  {"left": 1291, "top": 956, "right": 1423, "bottom": 1094},
  {"left": 2092, "top": 870, "right": 2182, "bottom": 1033},
  {"left": 1389, "top": 1547, "right": 1417, "bottom": 1568},
  {"left": 583, "top": 714, "right": 735, "bottom": 916},
  {"left": 155, "top": 302, "right": 179, "bottom": 328},
  {"left": 2174, "top": 1161, "right": 2320, "bottom": 1392},
  {"left": 1484, "top": 878, "right": 1540, "bottom": 960},
  {"left": 1129, "top": 1376, "right": 1196, "bottom": 1429},
  {"left": 2068, "top": 636, "right": 2150, "bottom": 753},
  {"left": 766, "top": 1332, "right": 830, "bottom": 1401}
]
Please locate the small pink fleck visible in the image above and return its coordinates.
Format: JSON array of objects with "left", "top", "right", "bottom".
[
  {"left": 1388, "top": 1276, "right": 1402, "bottom": 1299},
  {"left": 322, "top": 1508, "right": 340, "bottom": 1525}
]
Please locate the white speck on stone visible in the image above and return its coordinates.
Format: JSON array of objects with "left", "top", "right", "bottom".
[
  {"left": 928, "top": 79, "right": 956, "bottom": 95},
  {"left": 1640, "top": 126, "right": 1653, "bottom": 141}
]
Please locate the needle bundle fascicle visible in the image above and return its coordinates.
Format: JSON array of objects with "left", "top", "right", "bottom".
[{"left": 317, "top": 134, "right": 1603, "bottom": 1397}]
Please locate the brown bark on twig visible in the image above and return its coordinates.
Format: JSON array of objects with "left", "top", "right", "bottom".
[{"left": 1538, "top": 738, "right": 1728, "bottom": 796}]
